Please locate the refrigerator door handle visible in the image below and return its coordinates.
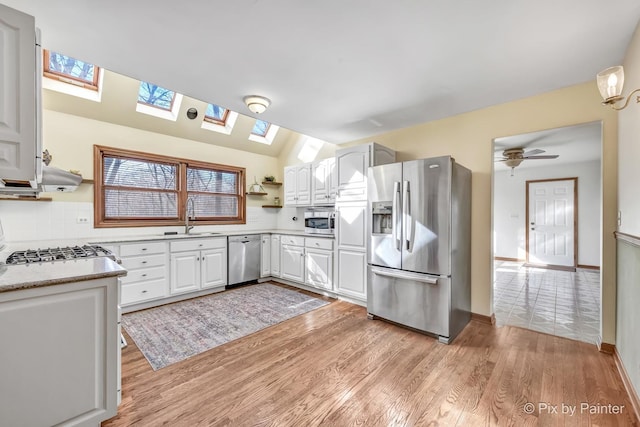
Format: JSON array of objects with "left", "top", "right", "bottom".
[
  {"left": 371, "top": 266, "right": 438, "bottom": 285},
  {"left": 393, "top": 181, "right": 401, "bottom": 251},
  {"left": 403, "top": 180, "right": 411, "bottom": 251}
]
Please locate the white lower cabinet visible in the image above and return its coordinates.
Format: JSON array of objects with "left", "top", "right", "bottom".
[
  {"left": 305, "top": 238, "right": 333, "bottom": 290},
  {"left": 261, "top": 234, "right": 271, "bottom": 278},
  {"left": 281, "top": 236, "right": 306, "bottom": 283},
  {"left": 335, "top": 201, "right": 368, "bottom": 302},
  {"left": 118, "top": 241, "right": 168, "bottom": 307},
  {"left": 270, "top": 235, "right": 281, "bottom": 277},
  {"left": 170, "top": 238, "right": 227, "bottom": 295},
  {"left": 336, "top": 249, "right": 367, "bottom": 299}
]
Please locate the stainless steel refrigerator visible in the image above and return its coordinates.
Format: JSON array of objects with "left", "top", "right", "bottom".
[{"left": 367, "top": 156, "right": 471, "bottom": 344}]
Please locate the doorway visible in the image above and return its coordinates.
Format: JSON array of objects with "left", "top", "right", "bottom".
[
  {"left": 526, "top": 178, "right": 577, "bottom": 270},
  {"left": 492, "top": 122, "right": 602, "bottom": 345}
]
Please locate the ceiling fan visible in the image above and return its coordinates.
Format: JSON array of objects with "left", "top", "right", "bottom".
[{"left": 495, "top": 148, "right": 559, "bottom": 175}]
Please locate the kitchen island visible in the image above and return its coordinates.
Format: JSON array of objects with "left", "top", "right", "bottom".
[{"left": 0, "top": 257, "right": 126, "bottom": 427}]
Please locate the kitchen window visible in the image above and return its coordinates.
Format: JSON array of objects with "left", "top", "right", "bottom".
[
  {"left": 43, "top": 50, "right": 100, "bottom": 91},
  {"left": 94, "top": 146, "right": 246, "bottom": 227}
]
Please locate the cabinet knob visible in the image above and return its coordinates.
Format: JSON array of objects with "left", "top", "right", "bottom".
[
  {"left": 141, "top": 248, "right": 147, "bottom": 251},
  {"left": 141, "top": 290, "right": 147, "bottom": 293},
  {"left": 141, "top": 274, "right": 147, "bottom": 277},
  {"left": 141, "top": 261, "right": 148, "bottom": 264},
  {"left": 199, "top": 244, "right": 203, "bottom": 247}
]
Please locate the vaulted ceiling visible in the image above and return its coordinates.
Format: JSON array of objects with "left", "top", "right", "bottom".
[{"left": 5, "top": 1, "right": 640, "bottom": 144}]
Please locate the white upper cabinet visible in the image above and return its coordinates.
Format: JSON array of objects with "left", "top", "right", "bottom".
[
  {"left": 0, "top": 5, "right": 38, "bottom": 184},
  {"left": 335, "top": 143, "right": 395, "bottom": 202},
  {"left": 284, "top": 164, "right": 311, "bottom": 206},
  {"left": 312, "top": 157, "right": 336, "bottom": 205}
]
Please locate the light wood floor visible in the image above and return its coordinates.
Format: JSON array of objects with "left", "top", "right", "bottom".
[{"left": 103, "top": 288, "right": 638, "bottom": 426}]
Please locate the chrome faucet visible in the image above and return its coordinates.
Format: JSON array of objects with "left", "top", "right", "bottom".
[{"left": 185, "top": 197, "right": 195, "bottom": 234}]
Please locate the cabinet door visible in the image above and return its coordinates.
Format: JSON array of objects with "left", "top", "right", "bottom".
[
  {"left": 327, "top": 157, "right": 337, "bottom": 204},
  {"left": 336, "top": 202, "right": 367, "bottom": 250},
  {"left": 281, "top": 244, "right": 305, "bottom": 282},
  {"left": 170, "top": 251, "right": 200, "bottom": 294},
  {"left": 336, "top": 249, "right": 367, "bottom": 300},
  {"left": 336, "top": 145, "right": 370, "bottom": 201},
  {"left": 312, "top": 160, "right": 329, "bottom": 204},
  {"left": 296, "top": 164, "right": 312, "bottom": 205},
  {"left": 270, "top": 235, "right": 281, "bottom": 277},
  {"left": 283, "top": 166, "right": 298, "bottom": 206},
  {"left": 305, "top": 248, "right": 333, "bottom": 290},
  {"left": 0, "top": 5, "right": 36, "bottom": 182},
  {"left": 261, "top": 235, "right": 271, "bottom": 277},
  {"left": 201, "top": 248, "right": 226, "bottom": 289}
]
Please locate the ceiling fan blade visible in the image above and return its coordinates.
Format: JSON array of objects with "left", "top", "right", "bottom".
[
  {"left": 523, "top": 155, "right": 559, "bottom": 160},
  {"left": 523, "top": 148, "right": 545, "bottom": 156}
]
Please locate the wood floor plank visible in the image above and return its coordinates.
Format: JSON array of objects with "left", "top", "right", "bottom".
[{"left": 103, "top": 287, "right": 639, "bottom": 427}]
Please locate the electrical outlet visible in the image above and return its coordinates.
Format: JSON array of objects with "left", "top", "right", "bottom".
[{"left": 76, "top": 216, "right": 89, "bottom": 224}]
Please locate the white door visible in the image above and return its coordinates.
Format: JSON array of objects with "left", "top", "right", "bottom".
[
  {"left": 261, "top": 235, "right": 271, "bottom": 277},
  {"left": 312, "top": 159, "right": 329, "bottom": 204},
  {"left": 327, "top": 157, "right": 337, "bottom": 203},
  {"left": 281, "top": 244, "right": 305, "bottom": 282},
  {"left": 170, "top": 251, "right": 200, "bottom": 294},
  {"left": 335, "top": 145, "right": 370, "bottom": 201},
  {"left": 336, "top": 249, "right": 367, "bottom": 300},
  {"left": 283, "top": 166, "right": 298, "bottom": 206},
  {"left": 0, "top": 5, "right": 37, "bottom": 182},
  {"left": 296, "top": 164, "right": 312, "bottom": 205},
  {"left": 527, "top": 179, "right": 576, "bottom": 267},
  {"left": 201, "top": 248, "right": 226, "bottom": 289},
  {"left": 305, "top": 248, "right": 333, "bottom": 290},
  {"left": 271, "top": 235, "right": 281, "bottom": 277},
  {"left": 336, "top": 202, "right": 367, "bottom": 250}
]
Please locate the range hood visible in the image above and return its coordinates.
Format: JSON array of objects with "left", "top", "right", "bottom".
[{"left": 40, "top": 165, "right": 82, "bottom": 192}]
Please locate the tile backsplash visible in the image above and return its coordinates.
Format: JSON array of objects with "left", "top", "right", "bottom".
[{"left": 0, "top": 201, "right": 285, "bottom": 242}]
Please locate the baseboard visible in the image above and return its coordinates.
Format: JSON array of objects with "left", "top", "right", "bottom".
[
  {"left": 471, "top": 312, "right": 496, "bottom": 325},
  {"left": 523, "top": 263, "right": 576, "bottom": 272},
  {"left": 577, "top": 264, "right": 600, "bottom": 271},
  {"left": 494, "top": 257, "right": 525, "bottom": 262},
  {"left": 599, "top": 342, "right": 615, "bottom": 354},
  {"left": 613, "top": 346, "right": 640, "bottom": 422}
]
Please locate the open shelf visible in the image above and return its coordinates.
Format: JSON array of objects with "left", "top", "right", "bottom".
[
  {"left": 246, "top": 192, "right": 268, "bottom": 196},
  {"left": 262, "top": 205, "right": 282, "bottom": 208},
  {"left": 262, "top": 181, "right": 282, "bottom": 186}
]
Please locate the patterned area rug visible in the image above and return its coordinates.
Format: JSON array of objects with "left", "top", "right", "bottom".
[{"left": 122, "top": 283, "right": 329, "bottom": 370}]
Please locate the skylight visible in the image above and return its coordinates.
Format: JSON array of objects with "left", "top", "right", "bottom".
[
  {"left": 251, "top": 120, "right": 271, "bottom": 137},
  {"left": 204, "top": 104, "right": 230, "bottom": 126},
  {"left": 43, "top": 50, "right": 100, "bottom": 91},
  {"left": 137, "top": 82, "right": 176, "bottom": 111}
]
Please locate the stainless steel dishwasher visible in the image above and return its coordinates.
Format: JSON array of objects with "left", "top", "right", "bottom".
[{"left": 227, "top": 234, "right": 261, "bottom": 287}]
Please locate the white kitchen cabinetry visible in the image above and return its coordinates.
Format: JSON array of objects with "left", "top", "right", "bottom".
[
  {"left": 280, "top": 235, "right": 306, "bottom": 282},
  {"left": 312, "top": 157, "right": 336, "bottom": 205},
  {"left": 170, "top": 238, "right": 227, "bottom": 295},
  {"left": 270, "top": 234, "right": 281, "bottom": 277},
  {"left": 305, "top": 238, "right": 333, "bottom": 290},
  {"left": 284, "top": 164, "right": 312, "bottom": 206},
  {"left": 335, "top": 143, "right": 395, "bottom": 202},
  {"left": 261, "top": 234, "right": 271, "bottom": 277},
  {"left": 0, "top": 277, "right": 119, "bottom": 426},
  {"left": 119, "top": 241, "right": 168, "bottom": 306},
  {"left": 0, "top": 4, "right": 39, "bottom": 185}
]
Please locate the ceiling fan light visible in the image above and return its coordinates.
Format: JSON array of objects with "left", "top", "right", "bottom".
[
  {"left": 597, "top": 66, "right": 625, "bottom": 103},
  {"left": 243, "top": 95, "right": 271, "bottom": 114}
]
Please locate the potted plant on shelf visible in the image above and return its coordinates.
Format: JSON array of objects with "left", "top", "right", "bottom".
[{"left": 264, "top": 175, "right": 275, "bottom": 183}]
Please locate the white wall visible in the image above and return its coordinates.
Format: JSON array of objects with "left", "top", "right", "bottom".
[{"left": 494, "top": 160, "right": 601, "bottom": 266}]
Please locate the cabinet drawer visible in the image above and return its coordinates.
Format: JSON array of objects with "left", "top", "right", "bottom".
[
  {"left": 281, "top": 235, "right": 304, "bottom": 246},
  {"left": 305, "top": 237, "right": 333, "bottom": 250},
  {"left": 120, "top": 266, "right": 166, "bottom": 285},
  {"left": 121, "top": 279, "right": 166, "bottom": 305},
  {"left": 121, "top": 253, "right": 166, "bottom": 270},
  {"left": 170, "top": 238, "right": 226, "bottom": 252},
  {"left": 120, "top": 241, "right": 166, "bottom": 257}
]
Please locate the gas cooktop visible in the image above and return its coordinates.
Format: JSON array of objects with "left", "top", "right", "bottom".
[{"left": 5, "top": 245, "right": 116, "bottom": 265}]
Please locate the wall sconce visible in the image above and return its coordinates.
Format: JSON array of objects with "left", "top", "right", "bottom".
[
  {"left": 597, "top": 66, "right": 640, "bottom": 110},
  {"left": 243, "top": 95, "right": 271, "bottom": 114}
]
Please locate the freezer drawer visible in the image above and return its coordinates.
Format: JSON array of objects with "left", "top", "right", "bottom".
[{"left": 367, "top": 265, "right": 450, "bottom": 339}]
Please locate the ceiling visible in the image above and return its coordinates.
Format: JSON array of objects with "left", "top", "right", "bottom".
[
  {"left": 4, "top": 1, "right": 640, "bottom": 144},
  {"left": 493, "top": 121, "right": 602, "bottom": 171}
]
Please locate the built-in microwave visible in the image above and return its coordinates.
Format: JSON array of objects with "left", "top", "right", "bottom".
[{"left": 304, "top": 208, "right": 335, "bottom": 235}]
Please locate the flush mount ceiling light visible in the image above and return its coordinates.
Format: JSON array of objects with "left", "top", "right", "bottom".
[
  {"left": 597, "top": 66, "right": 640, "bottom": 110},
  {"left": 243, "top": 95, "right": 270, "bottom": 114}
]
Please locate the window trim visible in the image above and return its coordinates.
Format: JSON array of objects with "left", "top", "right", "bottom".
[
  {"left": 43, "top": 49, "right": 100, "bottom": 91},
  {"left": 203, "top": 104, "right": 230, "bottom": 126},
  {"left": 94, "top": 145, "right": 246, "bottom": 228}
]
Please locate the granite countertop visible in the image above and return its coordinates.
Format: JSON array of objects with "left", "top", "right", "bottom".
[{"left": 0, "top": 257, "right": 127, "bottom": 293}]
